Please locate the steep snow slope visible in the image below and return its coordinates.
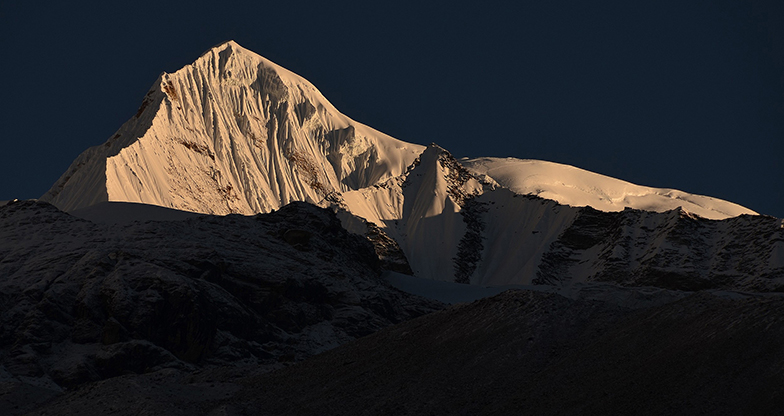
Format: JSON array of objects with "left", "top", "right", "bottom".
[
  {"left": 334, "top": 146, "right": 782, "bottom": 288},
  {"left": 337, "top": 145, "right": 582, "bottom": 285},
  {"left": 465, "top": 190, "right": 580, "bottom": 285},
  {"left": 340, "top": 144, "right": 482, "bottom": 280},
  {"left": 41, "top": 41, "right": 423, "bottom": 214},
  {"left": 463, "top": 157, "right": 757, "bottom": 220}
]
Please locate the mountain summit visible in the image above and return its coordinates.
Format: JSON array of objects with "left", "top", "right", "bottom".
[
  {"left": 41, "top": 41, "right": 423, "bottom": 214},
  {"left": 37, "top": 41, "right": 781, "bottom": 288},
  {"left": 42, "top": 41, "right": 757, "bottom": 220},
  {"left": 41, "top": 41, "right": 756, "bottom": 220}
]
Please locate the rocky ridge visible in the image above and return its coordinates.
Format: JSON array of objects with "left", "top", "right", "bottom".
[
  {"left": 0, "top": 199, "right": 441, "bottom": 408},
  {"left": 337, "top": 145, "right": 784, "bottom": 289}
]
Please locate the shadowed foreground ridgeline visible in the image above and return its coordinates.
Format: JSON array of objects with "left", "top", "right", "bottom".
[
  {"left": 0, "top": 200, "right": 440, "bottom": 413},
  {"left": 22, "top": 290, "right": 784, "bottom": 415}
]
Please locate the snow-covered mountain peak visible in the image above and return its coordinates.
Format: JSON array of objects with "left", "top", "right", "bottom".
[
  {"left": 400, "top": 143, "right": 482, "bottom": 218},
  {"left": 40, "top": 41, "right": 424, "bottom": 214},
  {"left": 30, "top": 41, "right": 780, "bottom": 291},
  {"left": 40, "top": 40, "right": 757, "bottom": 222}
]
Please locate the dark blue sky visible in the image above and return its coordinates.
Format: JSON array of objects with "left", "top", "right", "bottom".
[{"left": 2, "top": 1, "right": 782, "bottom": 217}]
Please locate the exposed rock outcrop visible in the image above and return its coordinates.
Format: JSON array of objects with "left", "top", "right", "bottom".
[{"left": 0, "top": 200, "right": 441, "bottom": 396}]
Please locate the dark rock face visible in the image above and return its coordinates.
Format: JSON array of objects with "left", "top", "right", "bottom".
[
  {"left": 0, "top": 201, "right": 441, "bottom": 396},
  {"left": 453, "top": 196, "right": 488, "bottom": 284},
  {"left": 363, "top": 221, "right": 414, "bottom": 275},
  {"left": 435, "top": 146, "right": 478, "bottom": 206},
  {"left": 536, "top": 206, "right": 784, "bottom": 291}
]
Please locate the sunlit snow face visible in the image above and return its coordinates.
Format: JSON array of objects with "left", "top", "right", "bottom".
[
  {"left": 460, "top": 157, "right": 756, "bottom": 220},
  {"left": 40, "top": 41, "right": 424, "bottom": 215}
]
